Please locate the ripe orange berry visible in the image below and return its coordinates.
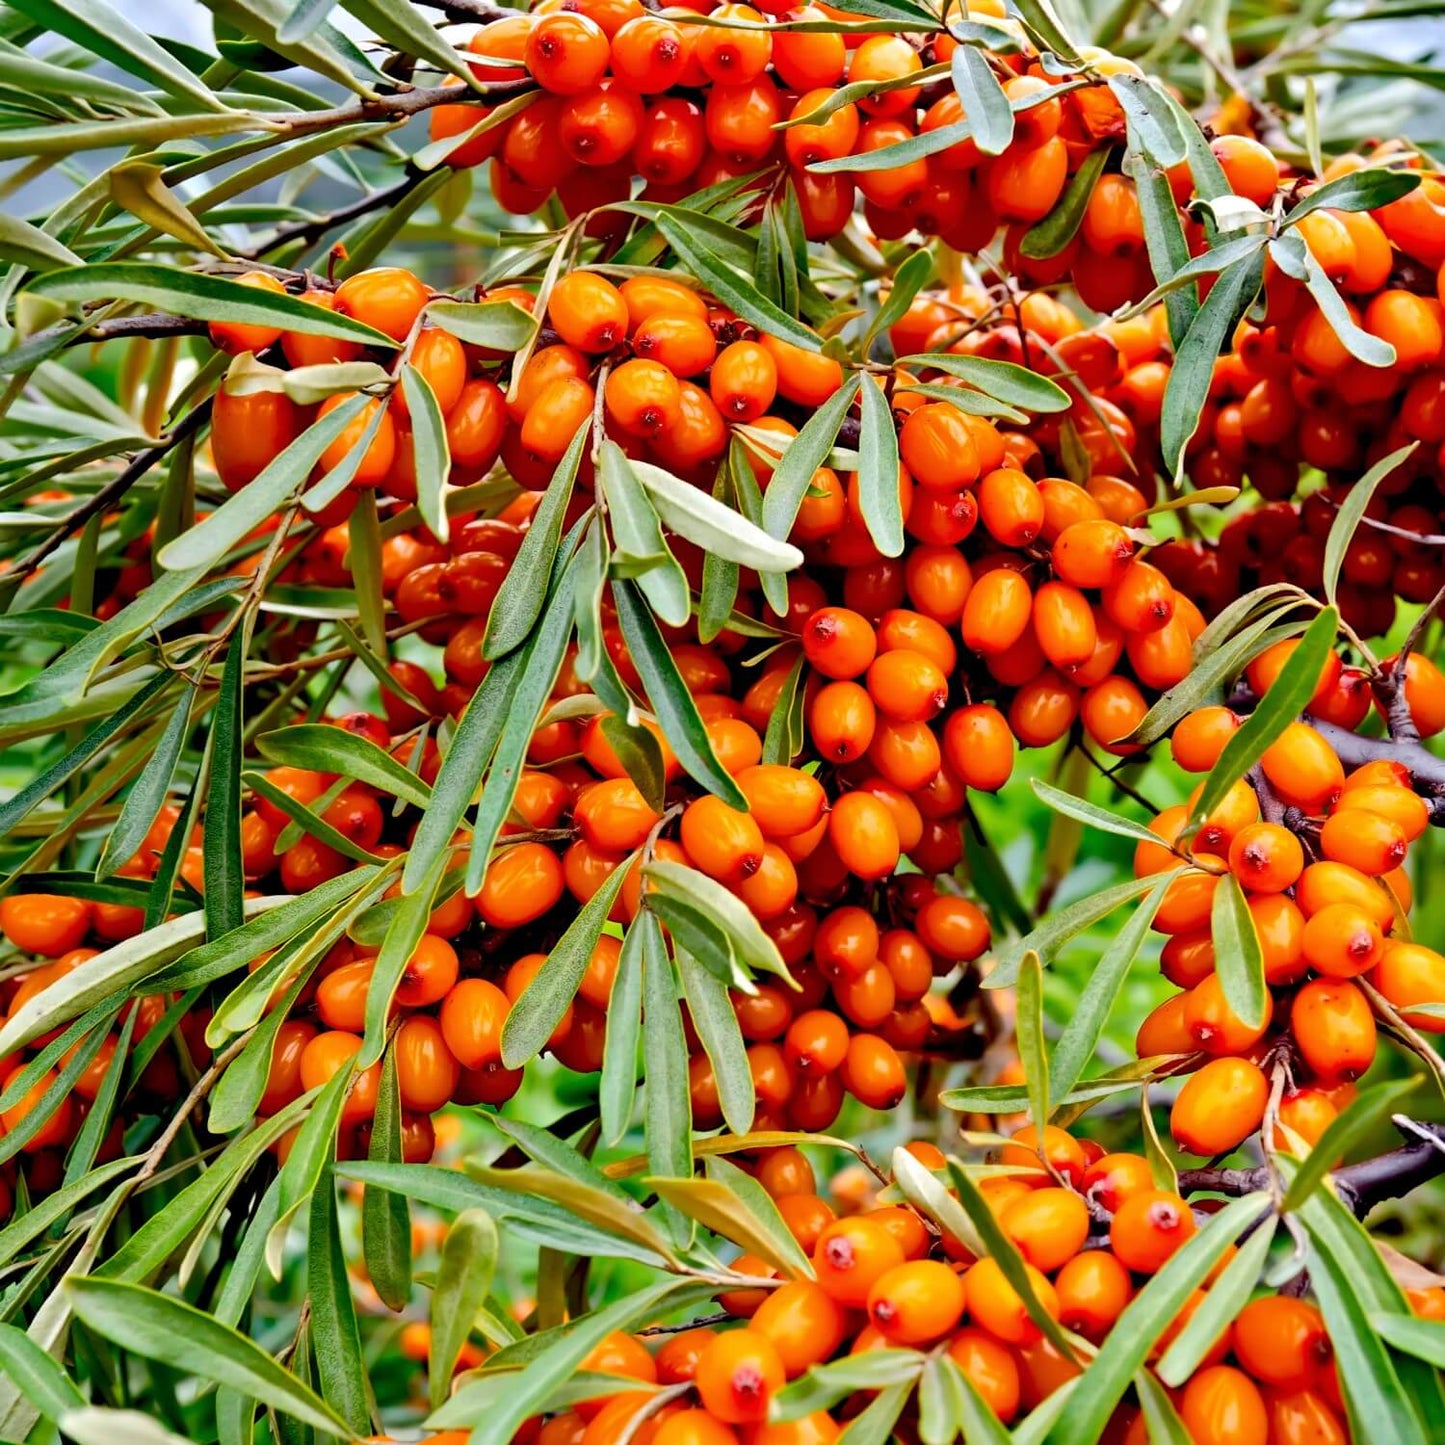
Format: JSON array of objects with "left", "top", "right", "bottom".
[
  {"left": 1259, "top": 722, "right": 1345, "bottom": 813},
  {"left": 1179, "top": 1366, "right": 1267, "bottom": 1445},
  {"left": 681, "top": 795, "right": 765, "bottom": 880},
  {"left": 840, "top": 1033, "right": 906, "bottom": 1109},
  {"left": 999, "top": 1187, "right": 1090, "bottom": 1273},
  {"left": 439, "top": 978, "right": 510, "bottom": 1070},
  {"left": 1301, "top": 902, "right": 1384, "bottom": 978},
  {"left": 1374, "top": 940, "right": 1445, "bottom": 1033},
  {"left": 749, "top": 1280, "right": 847, "bottom": 1377},
  {"left": 548, "top": 271, "right": 629, "bottom": 352},
  {"left": 1170, "top": 1057, "right": 1269, "bottom": 1155},
  {"left": 525, "top": 12, "right": 610, "bottom": 93},
  {"left": 710, "top": 340, "right": 779, "bottom": 422},
  {"left": 1291, "top": 978, "right": 1376, "bottom": 1080},
  {"left": 1109, "top": 1190, "right": 1196, "bottom": 1273},
  {"left": 477, "top": 841, "right": 566, "bottom": 928},
  {"left": 803, "top": 607, "right": 877, "bottom": 679},
  {"left": 997, "top": 1124, "right": 1087, "bottom": 1186},
  {"left": 946, "top": 1329, "right": 1021, "bottom": 1422},
  {"left": 0, "top": 895, "right": 92, "bottom": 957},
  {"left": 695, "top": 1331, "right": 785, "bottom": 1425},
  {"left": 1233, "top": 1297, "right": 1330, "bottom": 1391},
  {"left": 1055, "top": 1250, "right": 1132, "bottom": 1341},
  {"left": 334, "top": 266, "right": 430, "bottom": 343},
  {"left": 1051, "top": 519, "right": 1133, "bottom": 588},
  {"left": 1227, "top": 822, "right": 1305, "bottom": 893},
  {"left": 866, "top": 1260, "right": 965, "bottom": 1344},
  {"left": 963, "top": 1255, "right": 1059, "bottom": 1346},
  {"left": 604, "top": 359, "right": 683, "bottom": 438}
]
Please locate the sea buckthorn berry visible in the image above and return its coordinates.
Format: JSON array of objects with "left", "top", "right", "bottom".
[
  {"left": 1227, "top": 822, "right": 1304, "bottom": 893},
  {"left": 840, "top": 1033, "right": 906, "bottom": 1109},
  {"left": 333, "top": 266, "right": 430, "bottom": 343},
  {"left": 1259, "top": 722, "right": 1345, "bottom": 813},
  {"left": 999, "top": 1187, "right": 1090, "bottom": 1273},
  {"left": 899, "top": 404, "right": 981, "bottom": 491},
  {"left": 961, "top": 568, "right": 1032, "bottom": 656},
  {"left": 867, "top": 1260, "right": 965, "bottom": 1344},
  {"left": 1333, "top": 783, "right": 1429, "bottom": 841},
  {"left": 710, "top": 340, "right": 779, "bottom": 422},
  {"left": 1291, "top": 978, "right": 1376, "bottom": 1079},
  {"left": 604, "top": 358, "right": 682, "bottom": 437},
  {"left": 682, "top": 795, "right": 766, "bottom": 881},
  {"left": 1032, "top": 581, "right": 1097, "bottom": 670},
  {"left": 1055, "top": 1250, "right": 1132, "bottom": 1341},
  {"left": 1233, "top": 1297, "right": 1331, "bottom": 1391},
  {"left": 749, "top": 1280, "right": 847, "bottom": 1378},
  {"left": 1319, "top": 808, "right": 1408, "bottom": 876},
  {"left": 784, "top": 1009, "right": 850, "bottom": 1074},
  {"left": 548, "top": 272, "right": 629, "bottom": 352},
  {"left": 978, "top": 468, "right": 1044, "bottom": 547},
  {"left": 1295, "top": 861, "right": 1395, "bottom": 930},
  {"left": 1179, "top": 1366, "right": 1268, "bottom": 1445},
  {"left": 866, "top": 648, "right": 948, "bottom": 723},
  {"left": 439, "top": 978, "right": 510, "bottom": 1070},
  {"left": 525, "top": 11, "right": 610, "bottom": 93},
  {"left": 996, "top": 1124, "right": 1087, "bottom": 1186},
  {"left": 737, "top": 766, "right": 827, "bottom": 839},
  {"left": 1374, "top": 940, "right": 1445, "bottom": 1032},
  {"left": 946, "top": 1329, "right": 1022, "bottom": 1423},
  {"left": 915, "top": 894, "right": 989, "bottom": 963},
  {"left": 941, "top": 704, "right": 1013, "bottom": 792},
  {"left": 394, "top": 1014, "right": 459, "bottom": 1113},
  {"left": 808, "top": 680, "right": 876, "bottom": 762},
  {"left": 1183, "top": 972, "right": 1270, "bottom": 1055},
  {"left": 813, "top": 1216, "right": 906, "bottom": 1307},
  {"left": 1051, "top": 519, "right": 1133, "bottom": 588},
  {"left": 1301, "top": 902, "right": 1384, "bottom": 978},
  {"left": 1109, "top": 1190, "right": 1196, "bottom": 1274},
  {"left": 477, "top": 841, "right": 565, "bottom": 929},
  {"left": 1083, "top": 1152, "right": 1156, "bottom": 1213},
  {"left": 0, "top": 895, "right": 92, "bottom": 957},
  {"left": 1170, "top": 1057, "right": 1269, "bottom": 1156},
  {"left": 803, "top": 607, "right": 876, "bottom": 679},
  {"left": 963, "top": 1255, "right": 1058, "bottom": 1346}
]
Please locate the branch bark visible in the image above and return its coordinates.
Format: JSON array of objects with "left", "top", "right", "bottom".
[{"left": 1178, "top": 1119, "right": 1445, "bottom": 1218}]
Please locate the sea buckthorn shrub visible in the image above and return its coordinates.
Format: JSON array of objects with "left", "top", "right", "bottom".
[{"left": 2, "top": 0, "right": 1445, "bottom": 1439}]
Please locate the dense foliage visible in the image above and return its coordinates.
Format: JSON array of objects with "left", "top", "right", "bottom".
[{"left": 1, "top": 0, "right": 1445, "bottom": 1442}]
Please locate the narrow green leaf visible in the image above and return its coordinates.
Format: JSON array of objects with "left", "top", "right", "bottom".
[
  {"left": 267, "top": 1068, "right": 352, "bottom": 1278},
  {"left": 649, "top": 210, "right": 823, "bottom": 352},
  {"left": 676, "top": 947, "right": 756, "bottom": 1137},
  {"left": 1159, "top": 249, "right": 1266, "bottom": 477},
  {"left": 66, "top": 1278, "right": 354, "bottom": 1438},
  {"left": 363, "top": 1045, "right": 412, "bottom": 1311},
  {"left": 426, "top": 300, "right": 538, "bottom": 353},
  {"left": 1209, "top": 872, "right": 1268, "bottom": 1033},
  {"left": 307, "top": 1170, "right": 370, "bottom": 1435},
  {"left": 429, "top": 1210, "right": 499, "bottom": 1411},
  {"left": 599, "top": 441, "right": 690, "bottom": 627},
  {"left": 945, "top": 1160, "right": 1077, "bottom": 1356},
  {"left": 632, "top": 459, "right": 803, "bottom": 573},
  {"left": 944, "top": 1355, "right": 1010, "bottom": 1445},
  {"left": 613, "top": 579, "right": 747, "bottom": 808},
  {"left": 772, "top": 1351, "right": 924, "bottom": 1423},
  {"left": 29, "top": 265, "right": 395, "bottom": 348},
  {"left": 641, "top": 911, "right": 692, "bottom": 1187},
  {"left": 485, "top": 423, "right": 588, "bottom": 659},
  {"left": 1016, "top": 950, "right": 1050, "bottom": 1137},
  {"left": 1190, "top": 605, "right": 1339, "bottom": 826},
  {"left": 951, "top": 43, "right": 1014, "bottom": 155},
  {"left": 836, "top": 1380, "right": 912, "bottom": 1445},
  {"left": 401, "top": 363, "right": 453, "bottom": 546},
  {"left": 895, "top": 353, "right": 1071, "bottom": 412},
  {"left": 1285, "top": 168, "right": 1419, "bottom": 223},
  {"left": 158, "top": 394, "right": 368, "bottom": 573},
  {"left": 1021, "top": 145, "right": 1108, "bottom": 259},
  {"left": 501, "top": 854, "right": 634, "bottom": 1068},
  {"left": 599, "top": 918, "right": 646, "bottom": 1146},
  {"left": 257, "top": 725, "right": 432, "bottom": 808},
  {"left": 1371, "top": 1314, "right": 1445, "bottom": 1369},
  {"left": 1281, "top": 1077, "right": 1420, "bottom": 1210},
  {"left": 988, "top": 872, "right": 1171, "bottom": 989},
  {"left": 0, "top": 1325, "right": 85, "bottom": 1420},
  {"left": 0, "top": 216, "right": 82, "bottom": 273},
  {"left": 1030, "top": 778, "right": 1163, "bottom": 849},
  {"left": 759, "top": 373, "right": 860, "bottom": 556},
  {"left": 1050, "top": 876, "right": 1167, "bottom": 1107},
  {"left": 1322, "top": 444, "right": 1418, "bottom": 605},
  {"left": 1304, "top": 1222, "right": 1427, "bottom": 1444},
  {"left": 856, "top": 374, "right": 904, "bottom": 557},
  {"left": 361, "top": 863, "right": 443, "bottom": 1067},
  {"left": 1108, "top": 75, "right": 1186, "bottom": 165},
  {"left": 97, "top": 681, "right": 195, "bottom": 879},
  {"left": 204, "top": 627, "right": 248, "bottom": 941},
  {"left": 645, "top": 859, "right": 792, "bottom": 987},
  {"left": 866, "top": 247, "right": 935, "bottom": 350}
]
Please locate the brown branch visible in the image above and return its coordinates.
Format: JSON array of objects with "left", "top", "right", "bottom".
[
  {"left": 1178, "top": 1120, "right": 1445, "bottom": 1218},
  {"left": 237, "top": 172, "right": 425, "bottom": 261},
  {"left": 271, "top": 77, "right": 533, "bottom": 139},
  {"left": 1305, "top": 716, "right": 1445, "bottom": 804},
  {"left": 87, "top": 314, "right": 208, "bottom": 343},
  {"left": 420, "top": 0, "right": 519, "bottom": 21}
]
